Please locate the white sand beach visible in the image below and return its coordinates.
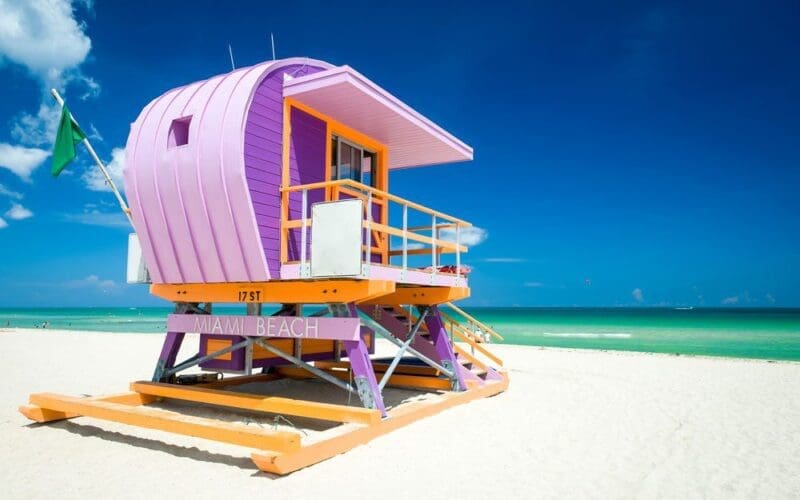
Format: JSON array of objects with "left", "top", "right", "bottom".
[{"left": 1, "top": 328, "right": 799, "bottom": 499}]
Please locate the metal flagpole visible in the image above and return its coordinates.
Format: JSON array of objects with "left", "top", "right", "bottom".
[{"left": 50, "top": 88, "right": 134, "bottom": 227}]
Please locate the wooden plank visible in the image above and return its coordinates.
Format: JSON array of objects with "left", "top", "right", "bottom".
[
  {"left": 130, "top": 382, "right": 380, "bottom": 425},
  {"left": 28, "top": 393, "right": 302, "bottom": 452},
  {"left": 20, "top": 391, "right": 155, "bottom": 423},
  {"left": 275, "top": 366, "right": 451, "bottom": 391},
  {"left": 251, "top": 374, "right": 509, "bottom": 474}
]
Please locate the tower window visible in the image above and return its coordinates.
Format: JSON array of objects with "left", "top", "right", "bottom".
[{"left": 168, "top": 116, "right": 192, "bottom": 147}]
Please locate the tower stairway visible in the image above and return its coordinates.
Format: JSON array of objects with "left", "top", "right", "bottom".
[{"left": 359, "top": 303, "right": 504, "bottom": 385}]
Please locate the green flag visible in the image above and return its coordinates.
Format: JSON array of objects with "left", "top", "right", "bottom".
[{"left": 51, "top": 104, "right": 86, "bottom": 177}]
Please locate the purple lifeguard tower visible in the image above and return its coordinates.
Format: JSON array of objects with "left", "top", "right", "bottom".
[{"left": 21, "top": 57, "right": 508, "bottom": 474}]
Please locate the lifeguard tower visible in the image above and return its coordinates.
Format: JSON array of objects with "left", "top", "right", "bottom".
[{"left": 20, "top": 57, "right": 508, "bottom": 474}]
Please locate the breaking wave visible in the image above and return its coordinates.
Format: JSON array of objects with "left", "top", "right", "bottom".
[{"left": 542, "top": 332, "right": 632, "bottom": 339}]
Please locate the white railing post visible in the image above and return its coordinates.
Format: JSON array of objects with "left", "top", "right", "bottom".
[
  {"left": 366, "top": 191, "right": 372, "bottom": 272},
  {"left": 300, "top": 188, "right": 308, "bottom": 277},
  {"left": 431, "top": 215, "right": 437, "bottom": 274},
  {"left": 402, "top": 203, "right": 408, "bottom": 273},
  {"left": 456, "top": 223, "right": 461, "bottom": 279}
]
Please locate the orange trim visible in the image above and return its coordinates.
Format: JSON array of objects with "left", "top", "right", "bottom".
[
  {"left": 280, "top": 98, "right": 292, "bottom": 263},
  {"left": 149, "top": 279, "right": 395, "bottom": 304}
]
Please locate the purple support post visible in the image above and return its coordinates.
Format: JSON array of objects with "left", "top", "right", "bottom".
[
  {"left": 344, "top": 304, "right": 386, "bottom": 416},
  {"left": 152, "top": 331, "right": 185, "bottom": 382},
  {"left": 424, "top": 306, "right": 467, "bottom": 391}
]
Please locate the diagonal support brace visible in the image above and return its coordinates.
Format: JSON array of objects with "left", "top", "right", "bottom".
[{"left": 378, "top": 307, "right": 429, "bottom": 391}]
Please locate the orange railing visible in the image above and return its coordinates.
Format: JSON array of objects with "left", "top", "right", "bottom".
[{"left": 280, "top": 179, "right": 470, "bottom": 276}]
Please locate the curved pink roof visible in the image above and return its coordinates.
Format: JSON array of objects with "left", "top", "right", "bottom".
[{"left": 124, "top": 58, "right": 333, "bottom": 284}]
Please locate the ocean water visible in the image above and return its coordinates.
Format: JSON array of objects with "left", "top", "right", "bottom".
[{"left": 1, "top": 307, "right": 799, "bottom": 361}]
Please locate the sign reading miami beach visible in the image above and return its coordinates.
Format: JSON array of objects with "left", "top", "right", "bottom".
[{"left": 166, "top": 314, "right": 361, "bottom": 341}]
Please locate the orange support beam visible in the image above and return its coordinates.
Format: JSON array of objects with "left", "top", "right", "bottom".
[
  {"left": 19, "top": 391, "right": 155, "bottom": 423},
  {"left": 27, "top": 393, "right": 302, "bottom": 452},
  {"left": 251, "top": 374, "right": 509, "bottom": 474},
  {"left": 130, "top": 382, "right": 381, "bottom": 425},
  {"left": 150, "top": 279, "right": 395, "bottom": 304},
  {"left": 358, "top": 286, "right": 470, "bottom": 305}
]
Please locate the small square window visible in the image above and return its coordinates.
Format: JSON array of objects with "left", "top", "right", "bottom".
[{"left": 168, "top": 116, "right": 192, "bottom": 147}]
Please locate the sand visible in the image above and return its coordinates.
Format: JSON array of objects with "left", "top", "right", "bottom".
[{"left": 1, "top": 328, "right": 799, "bottom": 499}]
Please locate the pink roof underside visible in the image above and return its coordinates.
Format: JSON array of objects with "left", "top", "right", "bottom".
[
  {"left": 283, "top": 66, "right": 473, "bottom": 169},
  {"left": 124, "top": 58, "right": 333, "bottom": 284}
]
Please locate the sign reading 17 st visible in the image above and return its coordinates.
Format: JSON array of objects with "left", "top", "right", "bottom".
[{"left": 166, "top": 314, "right": 361, "bottom": 341}]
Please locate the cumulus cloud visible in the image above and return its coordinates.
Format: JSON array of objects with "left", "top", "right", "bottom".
[
  {"left": 0, "top": 183, "right": 23, "bottom": 200},
  {"left": 0, "top": 0, "right": 92, "bottom": 89},
  {"left": 64, "top": 274, "right": 116, "bottom": 292},
  {"left": 0, "top": 0, "right": 100, "bottom": 183},
  {"left": 482, "top": 257, "right": 526, "bottom": 263},
  {"left": 82, "top": 147, "right": 124, "bottom": 191},
  {"left": 632, "top": 288, "right": 644, "bottom": 303},
  {"left": 5, "top": 202, "right": 32, "bottom": 220},
  {"left": 525, "top": 282, "right": 545, "bottom": 288},
  {"left": 61, "top": 203, "right": 130, "bottom": 228},
  {"left": 0, "top": 217, "right": 7, "bottom": 229},
  {"left": 9, "top": 102, "right": 61, "bottom": 147},
  {"left": 439, "top": 226, "right": 488, "bottom": 247},
  {"left": 721, "top": 296, "right": 739, "bottom": 305},
  {"left": 0, "top": 143, "right": 50, "bottom": 181}
]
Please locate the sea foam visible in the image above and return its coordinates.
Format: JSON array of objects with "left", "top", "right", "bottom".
[{"left": 543, "top": 332, "right": 632, "bottom": 339}]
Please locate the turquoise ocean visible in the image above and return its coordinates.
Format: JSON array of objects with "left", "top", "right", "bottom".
[{"left": 1, "top": 307, "right": 799, "bottom": 362}]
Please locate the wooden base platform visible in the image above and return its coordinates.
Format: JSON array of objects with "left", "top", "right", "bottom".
[{"left": 20, "top": 371, "right": 508, "bottom": 474}]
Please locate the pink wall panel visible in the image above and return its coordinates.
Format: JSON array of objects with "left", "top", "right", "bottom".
[{"left": 125, "top": 58, "right": 332, "bottom": 285}]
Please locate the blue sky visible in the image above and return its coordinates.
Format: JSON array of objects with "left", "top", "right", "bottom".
[{"left": 0, "top": 0, "right": 798, "bottom": 307}]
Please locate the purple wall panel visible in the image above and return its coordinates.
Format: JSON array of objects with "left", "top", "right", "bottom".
[
  {"left": 287, "top": 106, "right": 326, "bottom": 261},
  {"left": 243, "top": 64, "right": 326, "bottom": 275}
]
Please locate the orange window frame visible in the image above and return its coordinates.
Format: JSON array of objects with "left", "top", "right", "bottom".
[
  {"left": 281, "top": 98, "right": 390, "bottom": 264},
  {"left": 283, "top": 98, "right": 389, "bottom": 213}
]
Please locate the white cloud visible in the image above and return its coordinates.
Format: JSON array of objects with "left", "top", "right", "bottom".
[
  {"left": 0, "top": 0, "right": 92, "bottom": 89},
  {"left": 439, "top": 226, "right": 488, "bottom": 247},
  {"left": 10, "top": 102, "right": 61, "bottom": 147},
  {"left": 5, "top": 202, "right": 32, "bottom": 220},
  {"left": 82, "top": 147, "right": 125, "bottom": 191},
  {"left": 721, "top": 296, "right": 739, "bottom": 305},
  {"left": 61, "top": 204, "right": 130, "bottom": 228},
  {"left": 0, "top": 183, "right": 23, "bottom": 199},
  {"left": 632, "top": 288, "right": 644, "bottom": 303},
  {"left": 0, "top": 143, "right": 50, "bottom": 181},
  {"left": 765, "top": 293, "right": 776, "bottom": 304},
  {"left": 482, "top": 257, "right": 526, "bottom": 263},
  {"left": 64, "top": 274, "right": 116, "bottom": 292},
  {"left": 0, "top": 217, "right": 7, "bottom": 229},
  {"left": 525, "top": 282, "right": 544, "bottom": 288}
]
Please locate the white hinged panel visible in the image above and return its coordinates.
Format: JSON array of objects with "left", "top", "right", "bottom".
[
  {"left": 126, "top": 233, "right": 151, "bottom": 284},
  {"left": 311, "top": 199, "right": 363, "bottom": 277}
]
